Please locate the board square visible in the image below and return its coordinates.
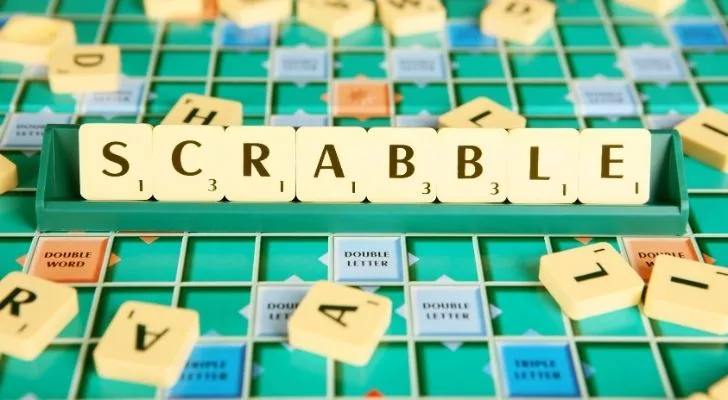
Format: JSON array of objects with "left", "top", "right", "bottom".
[
  {"left": 78, "top": 78, "right": 145, "bottom": 116},
  {"left": 270, "top": 114, "right": 327, "bottom": 127},
  {"left": 333, "top": 80, "right": 390, "bottom": 119},
  {"left": 29, "top": 236, "right": 108, "bottom": 283},
  {"left": 671, "top": 22, "right": 728, "bottom": 47},
  {"left": 447, "top": 21, "right": 497, "bottom": 49},
  {"left": 220, "top": 21, "right": 271, "bottom": 47},
  {"left": 391, "top": 50, "right": 446, "bottom": 82},
  {"left": 573, "top": 80, "right": 639, "bottom": 117},
  {"left": 411, "top": 286, "right": 486, "bottom": 336},
  {"left": 499, "top": 342, "right": 580, "bottom": 397},
  {"left": 622, "top": 237, "right": 699, "bottom": 282},
  {"left": 273, "top": 48, "right": 327, "bottom": 81},
  {"left": 395, "top": 115, "right": 439, "bottom": 127},
  {"left": 1, "top": 112, "right": 73, "bottom": 148},
  {"left": 333, "top": 237, "right": 404, "bottom": 282},
  {"left": 254, "top": 286, "right": 309, "bottom": 336},
  {"left": 621, "top": 48, "right": 685, "bottom": 81},
  {"left": 169, "top": 344, "right": 245, "bottom": 398}
]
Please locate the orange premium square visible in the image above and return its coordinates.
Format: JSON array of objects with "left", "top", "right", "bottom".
[
  {"left": 333, "top": 81, "right": 390, "bottom": 119},
  {"left": 623, "top": 237, "right": 699, "bottom": 282},
  {"left": 29, "top": 237, "right": 109, "bottom": 283}
]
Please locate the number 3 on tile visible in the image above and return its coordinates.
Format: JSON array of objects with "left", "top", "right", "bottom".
[{"left": 422, "top": 182, "right": 431, "bottom": 195}]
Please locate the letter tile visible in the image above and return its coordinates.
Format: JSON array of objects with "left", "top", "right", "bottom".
[
  {"left": 298, "top": 0, "right": 375, "bottom": 38},
  {"left": 0, "top": 16, "right": 76, "bottom": 65},
  {"left": 675, "top": 108, "right": 728, "bottom": 172},
  {"left": 376, "top": 0, "right": 446, "bottom": 37},
  {"left": 507, "top": 128, "right": 579, "bottom": 204},
  {"left": 615, "top": 0, "right": 685, "bottom": 17},
  {"left": 80, "top": 123, "right": 153, "bottom": 201},
  {"left": 49, "top": 45, "right": 121, "bottom": 94},
  {"left": 578, "top": 129, "right": 651, "bottom": 205},
  {"left": 644, "top": 255, "right": 728, "bottom": 335},
  {"left": 367, "top": 127, "right": 437, "bottom": 203},
  {"left": 710, "top": 375, "right": 728, "bottom": 400},
  {"left": 161, "top": 93, "right": 243, "bottom": 127},
  {"left": 153, "top": 125, "right": 225, "bottom": 202},
  {"left": 222, "top": 126, "right": 296, "bottom": 202},
  {"left": 540, "top": 242, "right": 645, "bottom": 320},
  {"left": 218, "top": 0, "right": 292, "bottom": 28},
  {"left": 436, "top": 128, "right": 508, "bottom": 203},
  {"left": 438, "top": 97, "right": 526, "bottom": 130},
  {"left": 143, "top": 0, "right": 205, "bottom": 20},
  {"left": 0, "top": 272, "right": 78, "bottom": 360},
  {"left": 0, "top": 154, "right": 17, "bottom": 196},
  {"left": 93, "top": 301, "right": 199, "bottom": 387},
  {"left": 480, "top": 0, "right": 555, "bottom": 46},
  {"left": 288, "top": 281, "right": 391, "bottom": 366}
]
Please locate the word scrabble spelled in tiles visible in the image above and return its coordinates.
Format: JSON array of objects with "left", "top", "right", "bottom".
[
  {"left": 540, "top": 242, "right": 645, "bottom": 320},
  {"left": 480, "top": 0, "right": 556, "bottom": 46},
  {"left": 644, "top": 255, "right": 728, "bottom": 335},
  {"left": 49, "top": 45, "right": 121, "bottom": 94},
  {"left": 297, "top": 0, "right": 375, "bottom": 38},
  {"left": 0, "top": 272, "right": 78, "bottom": 360},
  {"left": 0, "top": 15, "right": 76, "bottom": 65},
  {"left": 376, "top": 0, "right": 447, "bottom": 37},
  {"left": 288, "top": 281, "right": 391, "bottom": 366},
  {"left": 93, "top": 301, "right": 199, "bottom": 387},
  {"left": 79, "top": 124, "right": 653, "bottom": 205}
]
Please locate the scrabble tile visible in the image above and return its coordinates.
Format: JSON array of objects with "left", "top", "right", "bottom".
[
  {"left": 152, "top": 125, "right": 225, "bottom": 202},
  {"left": 79, "top": 123, "right": 154, "bottom": 201},
  {"left": 507, "top": 128, "right": 579, "bottom": 204},
  {"left": 376, "top": 0, "right": 446, "bottom": 37},
  {"left": 222, "top": 126, "right": 296, "bottom": 202},
  {"left": 686, "top": 394, "right": 711, "bottom": 400},
  {"left": 643, "top": 255, "right": 728, "bottom": 335},
  {"left": 710, "top": 375, "right": 728, "bottom": 400},
  {"left": 436, "top": 128, "right": 508, "bottom": 203},
  {"left": 366, "top": 127, "right": 437, "bottom": 203},
  {"left": 0, "top": 272, "right": 78, "bottom": 360},
  {"left": 297, "top": 0, "right": 375, "bottom": 38},
  {"left": 93, "top": 301, "right": 199, "bottom": 388},
  {"left": 0, "top": 153, "right": 17, "bottom": 195},
  {"left": 48, "top": 45, "right": 121, "bottom": 94},
  {"left": 0, "top": 16, "right": 76, "bottom": 65},
  {"left": 288, "top": 281, "right": 391, "bottom": 366},
  {"left": 578, "top": 129, "right": 651, "bottom": 205},
  {"left": 480, "top": 0, "right": 555, "bottom": 46},
  {"left": 675, "top": 108, "right": 728, "bottom": 172},
  {"left": 539, "top": 242, "right": 645, "bottom": 320},
  {"left": 29, "top": 236, "right": 109, "bottom": 284},
  {"left": 162, "top": 94, "right": 243, "bottom": 127},
  {"left": 615, "top": 0, "right": 685, "bottom": 17},
  {"left": 438, "top": 97, "right": 526, "bottom": 130},
  {"left": 219, "top": 0, "right": 292, "bottom": 28},
  {"left": 622, "top": 237, "right": 699, "bottom": 283},
  {"left": 296, "top": 127, "right": 368, "bottom": 202},
  {"left": 143, "top": 0, "right": 204, "bottom": 19}
]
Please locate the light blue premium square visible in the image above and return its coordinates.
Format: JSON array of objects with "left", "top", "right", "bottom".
[
  {"left": 499, "top": 343, "right": 580, "bottom": 397},
  {"left": 573, "top": 80, "right": 639, "bottom": 117},
  {"left": 391, "top": 50, "right": 446, "bottom": 82},
  {"left": 621, "top": 48, "right": 685, "bottom": 80},
  {"left": 447, "top": 21, "right": 497, "bottom": 49},
  {"left": 273, "top": 49, "right": 327, "bottom": 81},
  {"left": 411, "top": 286, "right": 486, "bottom": 336},
  {"left": 79, "top": 78, "right": 145, "bottom": 115},
  {"left": 270, "top": 114, "right": 328, "bottom": 126},
  {"left": 1, "top": 112, "right": 73, "bottom": 148},
  {"left": 169, "top": 344, "right": 245, "bottom": 398},
  {"left": 671, "top": 22, "right": 728, "bottom": 47},
  {"left": 395, "top": 115, "right": 439, "bottom": 127},
  {"left": 255, "top": 286, "right": 310, "bottom": 336},
  {"left": 220, "top": 21, "right": 271, "bottom": 47},
  {"left": 333, "top": 236, "right": 404, "bottom": 282}
]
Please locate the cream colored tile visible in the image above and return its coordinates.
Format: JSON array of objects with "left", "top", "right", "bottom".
[
  {"left": 367, "top": 127, "right": 437, "bottom": 203},
  {"left": 80, "top": 123, "right": 153, "bottom": 201},
  {"left": 296, "top": 127, "right": 367, "bottom": 202},
  {"left": 578, "top": 128, "right": 651, "bottom": 205},
  {"left": 0, "top": 16, "right": 76, "bottom": 65},
  {"left": 436, "top": 128, "right": 508, "bottom": 203},
  {"left": 710, "top": 375, "right": 728, "bottom": 400},
  {"left": 48, "top": 45, "right": 120, "bottom": 94},
  {"left": 223, "top": 126, "right": 296, "bottom": 202},
  {"left": 480, "top": 0, "right": 555, "bottom": 46},
  {"left": 615, "top": 0, "right": 685, "bottom": 16},
  {"left": 297, "top": 0, "right": 375, "bottom": 38},
  {"left": 675, "top": 108, "right": 728, "bottom": 172},
  {"left": 686, "top": 393, "right": 711, "bottom": 400},
  {"left": 219, "top": 0, "right": 292, "bottom": 27},
  {"left": 143, "top": 0, "right": 204, "bottom": 19},
  {"left": 540, "top": 242, "right": 644, "bottom": 320},
  {"left": 507, "top": 128, "right": 579, "bottom": 204},
  {"left": 0, "top": 154, "right": 17, "bottom": 196},
  {"left": 152, "top": 125, "right": 225, "bottom": 202},
  {"left": 0, "top": 272, "right": 78, "bottom": 360},
  {"left": 161, "top": 93, "right": 243, "bottom": 127},
  {"left": 376, "top": 0, "right": 446, "bottom": 37},
  {"left": 644, "top": 255, "right": 728, "bottom": 335},
  {"left": 288, "top": 281, "right": 391, "bottom": 366},
  {"left": 93, "top": 301, "right": 199, "bottom": 388},
  {"left": 438, "top": 97, "right": 526, "bottom": 129}
]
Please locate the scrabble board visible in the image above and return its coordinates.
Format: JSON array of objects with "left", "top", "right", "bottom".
[{"left": 1, "top": 0, "right": 728, "bottom": 398}]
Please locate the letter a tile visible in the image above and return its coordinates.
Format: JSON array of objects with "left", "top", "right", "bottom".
[
  {"left": 288, "top": 281, "right": 391, "bottom": 366},
  {"left": 0, "top": 272, "right": 78, "bottom": 360},
  {"left": 539, "top": 242, "right": 644, "bottom": 320},
  {"left": 644, "top": 255, "right": 728, "bottom": 335},
  {"left": 93, "top": 301, "right": 200, "bottom": 387}
]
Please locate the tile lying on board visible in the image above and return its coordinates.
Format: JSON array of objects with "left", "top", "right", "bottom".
[
  {"left": 219, "top": 0, "right": 292, "bottom": 28},
  {"left": 48, "top": 45, "right": 121, "bottom": 94},
  {"left": 438, "top": 97, "right": 525, "bottom": 129},
  {"left": 376, "top": 0, "right": 446, "bottom": 37},
  {"left": 480, "top": 0, "right": 555, "bottom": 46},
  {"left": 676, "top": 108, "right": 728, "bottom": 172},
  {"left": 0, "top": 15, "right": 75, "bottom": 65},
  {"left": 161, "top": 93, "right": 243, "bottom": 126},
  {"left": 297, "top": 0, "right": 375, "bottom": 38}
]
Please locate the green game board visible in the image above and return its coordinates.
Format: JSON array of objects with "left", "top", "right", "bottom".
[{"left": 1, "top": 0, "right": 728, "bottom": 398}]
